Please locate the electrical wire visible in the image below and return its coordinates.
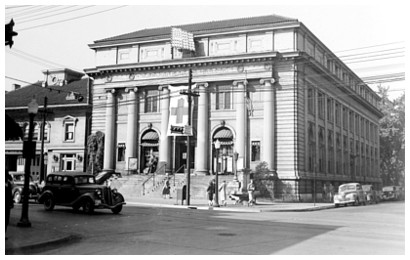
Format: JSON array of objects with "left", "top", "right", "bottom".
[
  {"left": 18, "top": 6, "right": 96, "bottom": 24},
  {"left": 17, "top": 6, "right": 127, "bottom": 31}
]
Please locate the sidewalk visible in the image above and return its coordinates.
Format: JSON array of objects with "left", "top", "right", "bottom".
[{"left": 5, "top": 199, "right": 334, "bottom": 254}]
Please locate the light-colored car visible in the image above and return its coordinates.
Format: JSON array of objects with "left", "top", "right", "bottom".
[
  {"left": 382, "top": 186, "right": 404, "bottom": 201},
  {"left": 334, "top": 183, "right": 366, "bottom": 207},
  {"left": 362, "top": 184, "right": 379, "bottom": 204}
]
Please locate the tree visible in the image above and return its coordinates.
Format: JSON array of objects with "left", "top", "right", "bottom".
[
  {"left": 87, "top": 131, "right": 105, "bottom": 175},
  {"left": 377, "top": 86, "right": 405, "bottom": 187}
]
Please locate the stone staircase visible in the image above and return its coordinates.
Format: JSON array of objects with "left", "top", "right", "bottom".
[{"left": 111, "top": 173, "right": 235, "bottom": 201}]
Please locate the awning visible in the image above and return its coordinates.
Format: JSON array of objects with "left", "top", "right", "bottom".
[
  {"left": 142, "top": 131, "right": 159, "bottom": 141},
  {"left": 213, "top": 129, "right": 233, "bottom": 139},
  {"left": 140, "top": 142, "right": 159, "bottom": 147}
]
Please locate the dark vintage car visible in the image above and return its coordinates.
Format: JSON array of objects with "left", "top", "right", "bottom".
[
  {"left": 10, "top": 172, "right": 42, "bottom": 203},
  {"left": 38, "top": 171, "right": 125, "bottom": 214},
  {"left": 362, "top": 184, "right": 380, "bottom": 204},
  {"left": 382, "top": 186, "right": 404, "bottom": 201}
]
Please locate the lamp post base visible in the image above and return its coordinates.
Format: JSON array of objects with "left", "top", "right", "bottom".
[{"left": 17, "top": 219, "right": 31, "bottom": 228}]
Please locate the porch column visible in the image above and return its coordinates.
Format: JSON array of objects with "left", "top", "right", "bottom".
[
  {"left": 195, "top": 82, "right": 209, "bottom": 174},
  {"left": 260, "top": 78, "right": 276, "bottom": 172},
  {"left": 158, "top": 85, "right": 171, "bottom": 172},
  {"left": 125, "top": 87, "right": 138, "bottom": 170},
  {"left": 103, "top": 89, "right": 116, "bottom": 171},
  {"left": 233, "top": 80, "right": 248, "bottom": 170}
]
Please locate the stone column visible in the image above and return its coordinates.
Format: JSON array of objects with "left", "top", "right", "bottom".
[
  {"left": 103, "top": 89, "right": 116, "bottom": 171},
  {"left": 260, "top": 78, "right": 276, "bottom": 172},
  {"left": 125, "top": 87, "right": 138, "bottom": 171},
  {"left": 195, "top": 82, "right": 209, "bottom": 174},
  {"left": 233, "top": 80, "right": 248, "bottom": 170},
  {"left": 158, "top": 85, "right": 171, "bottom": 172}
]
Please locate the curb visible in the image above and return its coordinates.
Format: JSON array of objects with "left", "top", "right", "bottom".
[
  {"left": 125, "top": 202, "right": 334, "bottom": 213},
  {"left": 6, "top": 234, "right": 82, "bottom": 255}
]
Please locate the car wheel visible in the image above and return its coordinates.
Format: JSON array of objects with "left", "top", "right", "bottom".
[
  {"left": 335, "top": 204, "right": 339, "bottom": 208},
  {"left": 82, "top": 199, "right": 94, "bottom": 214},
  {"left": 13, "top": 190, "right": 22, "bottom": 204},
  {"left": 43, "top": 194, "right": 55, "bottom": 211},
  {"left": 111, "top": 205, "right": 123, "bottom": 214}
]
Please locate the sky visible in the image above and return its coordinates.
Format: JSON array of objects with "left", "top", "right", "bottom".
[{"left": 3, "top": 0, "right": 408, "bottom": 100}]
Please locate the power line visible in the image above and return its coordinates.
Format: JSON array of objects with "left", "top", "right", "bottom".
[
  {"left": 18, "top": 6, "right": 127, "bottom": 31},
  {"left": 18, "top": 6, "right": 96, "bottom": 24}
]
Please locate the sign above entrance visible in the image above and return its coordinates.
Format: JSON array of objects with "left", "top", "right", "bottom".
[{"left": 167, "top": 85, "right": 193, "bottom": 136}]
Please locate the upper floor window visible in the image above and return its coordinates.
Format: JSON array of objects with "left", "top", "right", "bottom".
[
  {"left": 62, "top": 115, "right": 78, "bottom": 142},
  {"left": 318, "top": 92, "right": 325, "bottom": 120},
  {"left": 327, "top": 98, "right": 334, "bottom": 122},
  {"left": 216, "top": 86, "right": 232, "bottom": 110},
  {"left": 307, "top": 86, "right": 315, "bottom": 115},
  {"left": 145, "top": 90, "right": 159, "bottom": 113}
]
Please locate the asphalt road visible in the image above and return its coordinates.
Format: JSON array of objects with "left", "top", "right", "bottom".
[{"left": 16, "top": 201, "right": 406, "bottom": 254}]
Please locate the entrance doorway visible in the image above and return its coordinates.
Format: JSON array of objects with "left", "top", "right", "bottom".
[
  {"left": 212, "top": 128, "right": 234, "bottom": 175},
  {"left": 140, "top": 130, "right": 159, "bottom": 174},
  {"left": 172, "top": 136, "right": 195, "bottom": 173}
]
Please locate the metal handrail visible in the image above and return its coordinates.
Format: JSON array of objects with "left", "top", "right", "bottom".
[
  {"left": 142, "top": 163, "right": 167, "bottom": 196},
  {"left": 172, "top": 164, "right": 185, "bottom": 187}
]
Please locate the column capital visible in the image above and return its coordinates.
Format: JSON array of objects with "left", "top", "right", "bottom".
[
  {"left": 125, "top": 87, "right": 138, "bottom": 93},
  {"left": 259, "top": 78, "right": 276, "bottom": 85},
  {"left": 196, "top": 82, "right": 209, "bottom": 88},
  {"left": 233, "top": 80, "right": 248, "bottom": 87},
  {"left": 105, "top": 88, "right": 116, "bottom": 94},
  {"left": 158, "top": 85, "right": 170, "bottom": 91}
]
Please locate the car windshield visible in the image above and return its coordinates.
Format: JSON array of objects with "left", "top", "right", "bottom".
[
  {"left": 362, "top": 186, "right": 371, "bottom": 191},
  {"left": 383, "top": 187, "right": 394, "bottom": 192},
  {"left": 74, "top": 176, "right": 96, "bottom": 185},
  {"left": 339, "top": 184, "right": 356, "bottom": 192}
]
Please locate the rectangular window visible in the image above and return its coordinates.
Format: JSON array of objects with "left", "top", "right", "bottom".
[
  {"left": 355, "top": 115, "right": 359, "bottom": 135},
  {"left": 65, "top": 123, "right": 74, "bottom": 141},
  {"left": 145, "top": 90, "right": 159, "bottom": 113},
  {"left": 117, "top": 143, "right": 126, "bottom": 162},
  {"left": 327, "top": 98, "right": 334, "bottom": 123},
  {"left": 335, "top": 102, "right": 341, "bottom": 126},
  {"left": 307, "top": 86, "right": 315, "bottom": 115},
  {"left": 251, "top": 141, "right": 261, "bottom": 162},
  {"left": 361, "top": 117, "right": 365, "bottom": 137},
  {"left": 216, "top": 86, "right": 232, "bottom": 110},
  {"left": 318, "top": 92, "right": 325, "bottom": 120},
  {"left": 342, "top": 107, "right": 348, "bottom": 129}
]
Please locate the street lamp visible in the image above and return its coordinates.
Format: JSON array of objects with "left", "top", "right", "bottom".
[
  {"left": 18, "top": 98, "right": 38, "bottom": 227},
  {"left": 214, "top": 139, "right": 221, "bottom": 207}
]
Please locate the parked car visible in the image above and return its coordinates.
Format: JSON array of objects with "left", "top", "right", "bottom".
[
  {"left": 333, "top": 183, "right": 366, "bottom": 207},
  {"left": 38, "top": 171, "right": 125, "bottom": 214},
  {"left": 362, "top": 184, "right": 379, "bottom": 204},
  {"left": 382, "top": 186, "right": 404, "bottom": 201},
  {"left": 10, "top": 172, "right": 41, "bottom": 203}
]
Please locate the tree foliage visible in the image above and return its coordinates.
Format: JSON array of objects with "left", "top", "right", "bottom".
[
  {"left": 377, "top": 86, "right": 405, "bottom": 187},
  {"left": 87, "top": 131, "right": 105, "bottom": 175}
]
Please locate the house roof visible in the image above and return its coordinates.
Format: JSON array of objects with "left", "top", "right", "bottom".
[
  {"left": 5, "top": 78, "right": 89, "bottom": 109},
  {"left": 90, "top": 14, "right": 298, "bottom": 47}
]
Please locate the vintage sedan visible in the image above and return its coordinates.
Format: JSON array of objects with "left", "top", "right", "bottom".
[
  {"left": 382, "top": 186, "right": 403, "bottom": 201},
  {"left": 38, "top": 172, "right": 125, "bottom": 214},
  {"left": 10, "top": 172, "right": 41, "bottom": 203},
  {"left": 362, "top": 184, "right": 379, "bottom": 204},
  {"left": 334, "top": 183, "right": 366, "bottom": 207}
]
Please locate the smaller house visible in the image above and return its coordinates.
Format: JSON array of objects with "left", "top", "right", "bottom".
[{"left": 5, "top": 69, "right": 92, "bottom": 181}]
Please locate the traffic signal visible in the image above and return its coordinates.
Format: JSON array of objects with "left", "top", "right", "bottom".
[{"left": 5, "top": 19, "right": 18, "bottom": 48}]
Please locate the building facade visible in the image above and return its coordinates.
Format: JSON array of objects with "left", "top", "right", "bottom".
[
  {"left": 85, "top": 15, "right": 383, "bottom": 201},
  {"left": 5, "top": 69, "right": 92, "bottom": 181}
]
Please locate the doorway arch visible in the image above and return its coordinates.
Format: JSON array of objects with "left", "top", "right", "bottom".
[
  {"left": 212, "top": 127, "right": 234, "bottom": 175},
  {"left": 140, "top": 130, "right": 159, "bottom": 174}
]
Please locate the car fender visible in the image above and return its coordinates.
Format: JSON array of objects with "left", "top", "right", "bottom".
[
  {"left": 71, "top": 193, "right": 96, "bottom": 207},
  {"left": 38, "top": 190, "right": 54, "bottom": 203}
]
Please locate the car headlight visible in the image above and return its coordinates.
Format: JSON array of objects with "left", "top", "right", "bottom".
[{"left": 95, "top": 189, "right": 102, "bottom": 197}]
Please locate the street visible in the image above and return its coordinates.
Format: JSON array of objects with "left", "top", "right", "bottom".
[{"left": 7, "top": 201, "right": 405, "bottom": 255}]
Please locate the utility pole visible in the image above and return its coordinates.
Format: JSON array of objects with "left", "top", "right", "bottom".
[
  {"left": 180, "top": 69, "right": 199, "bottom": 205},
  {"left": 39, "top": 96, "right": 48, "bottom": 183},
  {"left": 186, "top": 69, "right": 192, "bottom": 205}
]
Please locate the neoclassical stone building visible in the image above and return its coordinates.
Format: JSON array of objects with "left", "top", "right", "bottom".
[{"left": 85, "top": 14, "right": 383, "bottom": 200}]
